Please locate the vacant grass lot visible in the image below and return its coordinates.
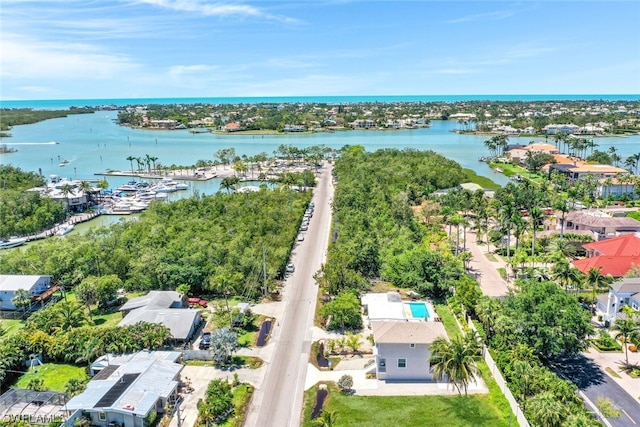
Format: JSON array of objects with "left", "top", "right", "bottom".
[
  {"left": 15, "top": 363, "right": 88, "bottom": 392},
  {"left": 301, "top": 383, "right": 510, "bottom": 427}
]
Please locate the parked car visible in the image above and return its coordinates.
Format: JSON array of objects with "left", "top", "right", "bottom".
[
  {"left": 297, "top": 234, "right": 304, "bottom": 241},
  {"left": 286, "top": 263, "right": 295, "bottom": 273},
  {"left": 300, "top": 225, "right": 308, "bottom": 231},
  {"left": 199, "top": 330, "right": 212, "bottom": 349}
]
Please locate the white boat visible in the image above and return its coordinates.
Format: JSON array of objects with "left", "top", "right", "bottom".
[
  {"left": 55, "top": 223, "right": 75, "bottom": 236},
  {"left": 0, "top": 236, "right": 27, "bottom": 249},
  {"left": 154, "top": 183, "right": 178, "bottom": 193},
  {"left": 59, "top": 160, "right": 69, "bottom": 167}
]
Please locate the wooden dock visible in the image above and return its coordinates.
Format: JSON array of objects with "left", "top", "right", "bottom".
[{"left": 25, "top": 211, "right": 101, "bottom": 242}]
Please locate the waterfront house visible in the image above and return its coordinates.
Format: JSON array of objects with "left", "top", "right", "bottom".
[
  {"left": 222, "top": 122, "right": 242, "bottom": 132},
  {"left": 0, "top": 275, "right": 53, "bottom": 311},
  {"left": 66, "top": 350, "right": 182, "bottom": 427},
  {"left": 549, "top": 163, "right": 628, "bottom": 181},
  {"left": 543, "top": 124, "right": 580, "bottom": 134},
  {"left": 508, "top": 142, "right": 559, "bottom": 165},
  {"left": 597, "top": 278, "right": 640, "bottom": 324},
  {"left": 372, "top": 320, "right": 447, "bottom": 381},
  {"left": 565, "top": 211, "right": 640, "bottom": 241}
]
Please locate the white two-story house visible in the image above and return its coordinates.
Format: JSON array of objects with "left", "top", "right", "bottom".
[
  {"left": 598, "top": 278, "right": 640, "bottom": 324},
  {"left": 372, "top": 320, "right": 447, "bottom": 381}
]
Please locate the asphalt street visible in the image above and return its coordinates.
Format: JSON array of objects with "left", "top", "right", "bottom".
[
  {"left": 244, "top": 162, "right": 334, "bottom": 427},
  {"left": 549, "top": 355, "right": 640, "bottom": 427}
]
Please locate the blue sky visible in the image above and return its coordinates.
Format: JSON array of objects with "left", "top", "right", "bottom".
[{"left": 1, "top": 1, "right": 639, "bottom": 100}]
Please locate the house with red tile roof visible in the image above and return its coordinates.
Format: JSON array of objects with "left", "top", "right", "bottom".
[
  {"left": 572, "top": 233, "right": 640, "bottom": 277},
  {"left": 222, "top": 122, "right": 242, "bottom": 132}
]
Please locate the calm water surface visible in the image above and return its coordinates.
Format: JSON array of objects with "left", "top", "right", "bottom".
[{"left": 2, "top": 111, "right": 640, "bottom": 199}]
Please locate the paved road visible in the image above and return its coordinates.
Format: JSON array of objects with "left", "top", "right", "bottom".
[
  {"left": 244, "top": 162, "right": 334, "bottom": 427},
  {"left": 549, "top": 356, "right": 640, "bottom": 427},
  {"left": 464, "top": 227, "right": 640, "bottom": 425}
]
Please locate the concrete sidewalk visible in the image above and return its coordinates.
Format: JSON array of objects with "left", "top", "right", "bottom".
[{"left": 304, "top": 364, "right": 488, "bottom": 396}]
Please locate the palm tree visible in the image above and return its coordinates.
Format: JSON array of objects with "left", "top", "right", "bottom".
[
  {"left": 430, "top": 332, "right": 482, "bottom": 395},
  {"left": 79, "top": 180, "right": 93, "bottom": 206},
  {"left": 149, "top": 156, "right": 158, "bottom": 173},
  {"left": 60, "top": 183, "right": 75, "bottom": 213},
  {"left": 220, "top": 177, "right": 239, "bottom": 194},
  {"left": 552, "top": 259, "right": 582, "bottom": 291},
  {"left": 529, "top": 206, "right": 543, "bottom": 257},
  {"left": 475, "top": 296, "right": 501, "bottom": 339},
  {"left": 548, "top": 238, "right": 576, "bottom": 261},
  {"left": 527, "top": 391, "right": 567, "bottom": 427},
  {"left": 611, "top": 319, "right": 639, "bottom": 367},
  {"left": 586, "top": 267, "right": 612, "bottom": 297},
  {"left": 126, "top": 155, "right": 136, "bottom": 173},
  {"left": 54, "top": 301, "right": 91, "bottom": 331},
  {"left": 12, "top": 289, "right": 32, "bottom": 316}
]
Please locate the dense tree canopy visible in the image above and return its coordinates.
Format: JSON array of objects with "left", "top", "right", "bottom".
[
  {"left": 317, "top": 147, "right": 465, "bottom": 298},
  {"left": 498, "top": 281, "right": 592, "bottom": 358},
  {"left": 0, "top": 189, "right": 310, "bottom": 297}
]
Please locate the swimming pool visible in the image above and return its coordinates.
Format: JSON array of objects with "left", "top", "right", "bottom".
[{"left": 406, "top": 302, "right": 430, "bottom": 319}]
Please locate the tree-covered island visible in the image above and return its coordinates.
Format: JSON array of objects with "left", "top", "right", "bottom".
[{"left": 116, "top": 100, "right": 640, "bottom": 135}]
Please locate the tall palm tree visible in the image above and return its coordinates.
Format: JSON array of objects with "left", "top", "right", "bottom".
[
  {"left": 430, "top": 332, "right": 482, "bottom": 395},
  {"left": 79, "top": 180, "right": 93, "bottom": 206},
  {"left": 529, "top": 206, "right": 543, "bottom": 257},
  {"left": 611, "top": 319, "right": 639, "bottom": 367},
  {"left": 475, "top": 296, "right": 502, "bottom": 340},
  {"left": 126, "top": 155, "right": 136, "bottom": 173},
  {"left": 586, "top": 267, "right": 612, "bottom": 297},
  {"left": 144, "top": 154, "right": 152, "bottom": 173},
  {"left": 60, "top": 183, "right": 75, "bottom": 213}
]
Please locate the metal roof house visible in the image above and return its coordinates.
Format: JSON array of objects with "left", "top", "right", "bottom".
[
  {"left": 66, "top": 351, "right": 183, "bottom": 427},
  {"left": 0, "top": 275, "right": 52, "bottom": 311},
  {"left": 118, "top": 291, "right": 201, "bottom": 342}
]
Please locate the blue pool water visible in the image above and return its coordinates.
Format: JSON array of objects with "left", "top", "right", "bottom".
[{"left": 407, "top": 302, "right": 429, "bottom": 319}]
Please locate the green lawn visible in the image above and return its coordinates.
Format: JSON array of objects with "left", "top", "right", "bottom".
[
  {"left": 292, "top": 303, "right": 513, "bottom": 427},
  {"left": 15, "top": 363, "right": 88, "bottom": 392},
  {"left": 301, "top": 383, "right": 511, "bottom": 427}
]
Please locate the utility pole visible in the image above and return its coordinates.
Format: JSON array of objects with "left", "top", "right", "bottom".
[{"left": 262, "top": 244, "right": 268, "bottom": 297}]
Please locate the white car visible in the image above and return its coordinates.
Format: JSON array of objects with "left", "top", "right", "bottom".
[
  {"left": 297, "top": 234, "right": 305, "bottom": 241},
  {"left": 286, "top": 263, "right": 295, "bottom": 272}
]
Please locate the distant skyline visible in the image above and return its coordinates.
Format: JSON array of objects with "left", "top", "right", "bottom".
[{"left": 1, "top": 1, "right": 639, "bottom": 101}]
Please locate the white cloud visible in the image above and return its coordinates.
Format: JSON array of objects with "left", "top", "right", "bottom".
[
  {"left": 135, "top": 0, "right": 299, "bottom": 23},
  {"left": 0, "top": 33, "right": 139, "bottom": 80}
]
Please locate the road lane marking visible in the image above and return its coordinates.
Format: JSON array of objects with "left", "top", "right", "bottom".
[{"left": 621, "top": 408, "right": 636, "bottom": 424}]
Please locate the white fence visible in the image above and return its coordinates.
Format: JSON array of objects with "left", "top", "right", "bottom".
[{"left": 467, "top": 317, "right": 531, "bottom": 427}]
